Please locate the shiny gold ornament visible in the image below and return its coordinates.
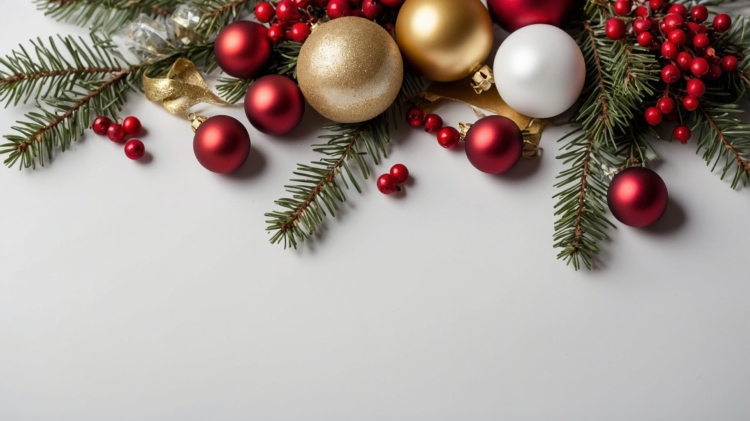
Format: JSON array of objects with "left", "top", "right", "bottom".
[
  {"left": 395, "top": 0, "right": 494, "bottom": 83},
  {"left": 297, "top": 17, "right": 403, "bottom": 124}
]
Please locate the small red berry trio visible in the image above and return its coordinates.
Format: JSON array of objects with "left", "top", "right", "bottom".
[
  {"left": 91, "top": 115, "right": 146, "bottom": 160},
  {"left": 605, "top": 1, "right": 738, "bottom": 144}
]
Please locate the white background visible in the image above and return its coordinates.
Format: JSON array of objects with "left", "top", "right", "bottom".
[{"left": 1, "top": 1, "right": 748, "bottom": 420}]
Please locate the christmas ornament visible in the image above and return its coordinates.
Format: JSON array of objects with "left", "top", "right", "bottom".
[
  {"left": 214, "top": 21, "right": 272, "bottom": 79},
  {"left": 244, "top": 75, "right": 305, "bottom": 136},
  {"left": 192, "top": 115, "right": 251, "bottom": 174},
  {"left": 464, "top": 115, "right": 523, "bottom": 174},
  {"left": 377, "top": 173, "right": 399, "bottom": 194},
  {"left": 107, "top": 123, "right": 125, "bottom": 142},
  {"left": 92, "top": 116, "right": 111, "bottom": 135},
  {"left": 297, "top": 17, "right": 403, "bottom": 123},
  {"left": 607, "top": 167, "right": 668, "bottom": 228},
  {"left": 122, "top": 116, "right": 141, "bottom": 136},
  {"left": 487, "top": 0, "right": 581, "bottom": 32},
  {"left": 124, "top": 139, "right": 145, "bottom": 160},
  {"left": 390, "top": 164, "right": 409, "bottom": 184},
  {"left": 494, "top": 24, "right": 586, "bottom": 119},
  {"left": 395, "top": 0, "right": 493, "bottom": 82}
]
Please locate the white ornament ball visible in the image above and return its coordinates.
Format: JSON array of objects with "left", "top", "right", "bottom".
[{"left": 493, "top": 24, "right": 586, "bottom": 119}]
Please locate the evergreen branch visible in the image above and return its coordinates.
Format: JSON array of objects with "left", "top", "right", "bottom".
[
  {"left": 216, "top": 76, "right": 253, "bottom": 104},
  {"left": 269, "top": 41, "right": 302, "bottom": 80},
  {"left": 34, "top": 0, "right": 182, "bottom": 34},
  {"left": 195, "top": 0, "right": 256, "bottom": 37},
  {"left": 695, "top": 101, "right": 750, "bottom": 188}
]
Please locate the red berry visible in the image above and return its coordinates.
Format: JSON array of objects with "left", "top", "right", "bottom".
[
  {"left": 380, "top": 0, "right": 405, "bottom": 7},
  {"left": 267, "top": 25, "right": 286, "bottom": 43},
  {"left": 676, "top": 51, "right": 693, "bottom": 70},
  {"left": 664, "top": 13, "right": 684, "bottom": 31},
  {"left": 661, "top": 41, "right": 678, "bottom": 59},
  {"left": 614, "top": 0, "right": 632, "bottom": 16},
  {"left": 290, "top": 22, "right": 311, "bottom": 42},
  {"left": 254, "top": 1, "right": 275, "bottom": 23},
  {"left": 361, "top": 0, "right": 384, "bottom": 19},
  {"left": 691, "top": 57, "right": 709, "bottom": 76},
  {"left": 377, "top": 174, "right": 398, "bottom": 194},
  {"left": 657, "top": 97, "right": 675, "bottom": 114},
  {"left": 633, "top": 18, "right": 652, "bottom": 34},
  {"left": 686, "top": 22, "right": 700, "bottom": 35},
  {"left": 92, "top": 116, "right": 111, "bottom": 135},
  {"left": 673, "top": 125, "right": 691, "bottom": 143},
  {"left": 687, "top": 78, "right": 705, "bottom": 97},
  {"left": 436, "top": 127, "right": 460, "bottom": 149},
  {"left": 721, "top": 55, "right": 739, "bottom": 72},
  {"left": 124, "top": 139, "right": 145, "bottom": 160},
  {"left": 293, "top": 0, "right": 309, "bottom": 7},
  {"left": 276, "top": 0, "right": 300, "bottom": 21},
  {"left": 668, "top": 29, "right": 687, "bottom": 45},
  {"left": 698, "top": 24, "right": 708, "bottom": 34},
  {"left": 351, "top": 9, "right": 364, "bottom": 17},
  {"left": 122, "top": 116, "right": 141, "bottom": 136},
  {"left": 605, "top": 18, "right": 627, "bottom": 40},
  {"left": 708, "top": 64, "right": 723, "bottom": 80},
  {"left": 107, "top": 123, "right": 125, "bottom": 143},
  {"left": 649, "top": 0, "right": 664, "bottom": 11},
  {"left": 713, "top": 14, "right": 732, "bottom": 33},
  {"left": 693, "top": 33, "right": 710, "bottom": 48},
  {"left": 645, "top": 107, "right": 663, "bottom": 126},
  {"left": 668, "top": 4, "right": 688, "bottom": 16},
  {"left": 327, "top": 0, "right": 352, "bottom": 19},
  {"left": 691, "top": 5, "right": 708, "bottom": 23},
  {"left": 424, "top": 114, "right": 443, "bottom": 133},
  {"left": 634, "top": 6, "right": 649, "bottom": 18},
  {"left": 683, "top": 95, "right": 700, "bottom": 111},
  {"left": 389, "top": 164, "right": 409, "bottom": 184},
  {"left": 637, "top": 32, "right": 653, "bottom": 47},
  {"left": 406, "top": 106, "right": 425, "bottom": 127},
  {"left": 661, "top": 64, "right": 681, "bottom": 84}
]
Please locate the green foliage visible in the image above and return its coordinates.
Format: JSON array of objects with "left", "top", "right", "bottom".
[
  {"left": 196, "top": 0, "right": 257, "bottom": 37},
  {"left": 35, "top": 0, "right": 182, "bottom": 34},
  {"left": 695, "top": 98, "right": 750, "bottom": 189}
]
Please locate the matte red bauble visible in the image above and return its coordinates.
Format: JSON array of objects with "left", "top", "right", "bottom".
[
  {"left": 214, "top": 21, "right": 272, "bottom": 79},
  {"left": 487, "top": 0, "right": 582, "bottom": 32},
  {"left": 607, "top": 167, "right": 668, "bottom": 228},
  {"left": 464, "top": 115, "right": 523, "bottom": 174},
  {"left": 244, "top": 75, "right": 305, "bottom": 136},
  {"left": 193, "top": 115, "right": 251, "bottom": 174}
]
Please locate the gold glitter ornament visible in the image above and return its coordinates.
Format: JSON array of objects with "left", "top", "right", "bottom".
[
  {"left": 395, "top": 0, "right": 494, "bottom": 83},
  {"left": 297, "top": 17, "right": 404, "bottom": 124}
]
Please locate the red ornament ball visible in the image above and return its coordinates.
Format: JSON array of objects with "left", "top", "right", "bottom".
[
  {"left": 464, "top": 115, "right": 523, "bottom": 174},
  {"left": 488, "top": 0, "right": 581, "bottom": 32},
  {"left": 406, "top": 107, "right": 425, "bottom": 128},
  {"left": 607, "top": 167, "right": 668, "bottom": 228},
  {"left": 122, "top": 116, "right": 141, "bottom": 136},
  {"left": 92, "top": 116, "right": 111, "bottom": 135},
  {"left": 124, "top": 139, "right": 145, "bottom": 160},
  {"left": 107, "top": 123, "right": 125, "bottom": 142},
  {"left": 193, "top": 115, "right": 251, "bottom": 174},
  {"left": 605, "top": 18, "right": 627, "bottom": 40},
  {"left": 713, "top": 14, "right": 732, "bottom": 33},
  {"left": 674, "top": 125, "right": 691, "bottom": 144},
  {"left": 644, "top": 107, "right": 662, "bottom": 126},
  {"left": 424, "top": 114, "right": 443, "bottom": 134},
  {"left": 377, "top": 174, "right": 398, "bottom": 194},
  {"left": 390, "top": 164, "right": 409, "bottom": 184},
  {"left": 214, "top": 21, "right": 272, "bottom": 79},
  {"left": 244, "top": 75, "right": 305, "bottom": 136},
  {"left": 437, "top": 127, "right": 460, "bottom": 149},
  {"left": 254, "top": 1, "right": 275, "bottom": 23},
  {"left": 721, "top": 55, "right": 739, "bottom": 73},
  {"left": 290, "top": 22, "right": 311, "bottom": 43}
]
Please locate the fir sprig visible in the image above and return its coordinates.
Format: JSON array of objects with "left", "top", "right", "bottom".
[
  {"left": 35, "top": 0, "right": 182, "bottom": 34},
  {"left": 265, "top": 69, "right": 422, "bottom": 248},
  {"left": 695, "top": 100, "right": 750, "bottom": 188},
  {"left": 196, "top": 0, "right": 256, "bottom": 37}
]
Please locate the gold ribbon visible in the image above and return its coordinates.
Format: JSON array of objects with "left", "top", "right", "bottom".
[
  {"left": 143, "top": 58, "right": 229, "bottom": 116},
  {"left": 418, "top": 74, "right": 547, "bottom": 159}
]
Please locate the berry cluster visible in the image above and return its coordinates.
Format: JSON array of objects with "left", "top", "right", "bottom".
[
  {"left": 605, "top": 1, "right": 738, "bottom": 143},
  {"left": 92, "top": 116, "right": 146, "bottom": 160},
  {"left": 377, "top": 163, "right": 409, "bottom": 194},
  {"left": 255, "top": 0, "right": 405, "bottom": 43},
  {"left": 406, "top": 107, "right": 461, "bottom": 149}
]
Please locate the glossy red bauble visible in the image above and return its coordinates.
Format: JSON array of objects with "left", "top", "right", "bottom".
[
  {"left": 487, "top": 0, "right": 581, "bottom": 33},
  {"left": 607, "top": 167, "right": 668, "bottom": 228},
  {"left": 92, "top": 116, "right": 111, "bottom": 135},
  {"left": 193, "top": 115, "right": 251, "bottom": 174},
  {"left": 377, "top": 174, "right": 398, "bottom": 194},
  {"left": 107, "top": 123, "right": 125, "bottom": 142},
  {"left": 424, "top": 114, "right": 443, "bottom": 134},
  {"left": 674, "top": 125, "right": 691, "bottom": 144},
  {"left": 464, "top": 115, "right": 523, "bottom": 174},
  {"left": 713, "top": 14, "right": 732, "bottom": 33},
  {"left": 644, "top": 107, "right": 662, "bottom": 126},
  {"left": 214, "top": 21, "right": 272, "bottom": 79},
  {"left": 254, "top": 1, "right": 275, "bottom": 23},
  {"left": 244, "top": 75, "right": 304, "bottom": 136},
  {"left": 436, "top": 127, "right": 460, "bottom": 149},
  {"left": 124, "top": 139, "right": 145, "bottom": 160},
  {"left": 605, "top": 18, "right": 627, "bottom": 40},
  {"left": 390, "top": 164, "right": 409, "bottom": 184},
  {"left": 122, "top": 116, "right": 141, "bottom": 136}
]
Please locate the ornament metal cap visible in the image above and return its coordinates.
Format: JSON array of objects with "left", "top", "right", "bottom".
[
  {"left": 188, "top": 113, "right": 207, "bottom": 133},
  {"left": 470, "top": 65, "right": 495, "bottom": 94}
]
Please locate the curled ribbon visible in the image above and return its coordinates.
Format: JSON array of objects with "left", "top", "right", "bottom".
[{"left": 143, "top": 58, "right": 229, "bottom": 116}]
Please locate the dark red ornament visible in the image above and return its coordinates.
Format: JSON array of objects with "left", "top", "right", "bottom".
[
  {"left": 244, "top": 75, "right": 305, "bottom": 136},
  {"left": 390, "top": 164, "right": 409, "bottom": 184},
  {"left": 668, "top": 29, "right": 686, "bottom": 45},
  {"left": 437, "top": 127, "right": 460, "bottom": 149},
  {"left": 107, "top": 123, "right": 125, "bottom": 142},
  {"left": 122, "top": 116, "right": 141, "bottom": 136},
  {"left": 607, "top": 167, "right": 668, "bottom": 228},
  {"left": 649, "top": 0, "right": 664, "bottom": 11},
  {"left": 214, "top": 21, "right": 272, "bottom": 79},
  {"left": 124, "top": 139, "right": 145, "bottom": 160},
  {"left": 193, "top": 115, "right": 251, "bottom": 174},
  {"left": 676, "top": 51, "right": 693, "bottom": 70},
  {"left": 487, "top": 0, "right": 581, "bottom": 33},
  {"left": 92, "top": 116, "right": 111, "bottom": 135},
  {"left": 663, "top": 14, "right": 684, "bottom": 31},
  {"left": 377, "top": 174, "right": 398, "bottom": 194},
  {"left": 634, "top": 6, "right": 648, "bottom": 18},
  {"left": 424, "top": 114, "right": 443, "bottom": 134},
  {"left": 464, "top": 116, "right": 523, "bottom": 174}
]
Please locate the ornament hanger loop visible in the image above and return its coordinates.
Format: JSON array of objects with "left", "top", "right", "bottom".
[{"left": 470, "top": 65, "right": 495, "bottom": 94}]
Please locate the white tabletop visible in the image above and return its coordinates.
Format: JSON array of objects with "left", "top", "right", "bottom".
[{"left": 1, "top": 1, "right": 748, "bottom": 420}]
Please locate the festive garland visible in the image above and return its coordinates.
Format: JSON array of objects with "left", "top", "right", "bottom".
[{"left": 2, "top": 0, "right": 749, "bottom": 270}]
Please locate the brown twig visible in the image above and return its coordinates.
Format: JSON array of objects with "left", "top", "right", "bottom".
[
  {"left": 583, "top": 21, "right": 610, "bottom": 129},
  {"left": 700, "top": 107, "right": 750, "bottom": 173},
  {"left": 572, "top": 141, "right": 594, "bottom": 249},
  {"left": 0, "top": 67, "right": 127, "bottom": 84},
  {"left": 201, "top": 0, "right": 250, "bottom": 18}
]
